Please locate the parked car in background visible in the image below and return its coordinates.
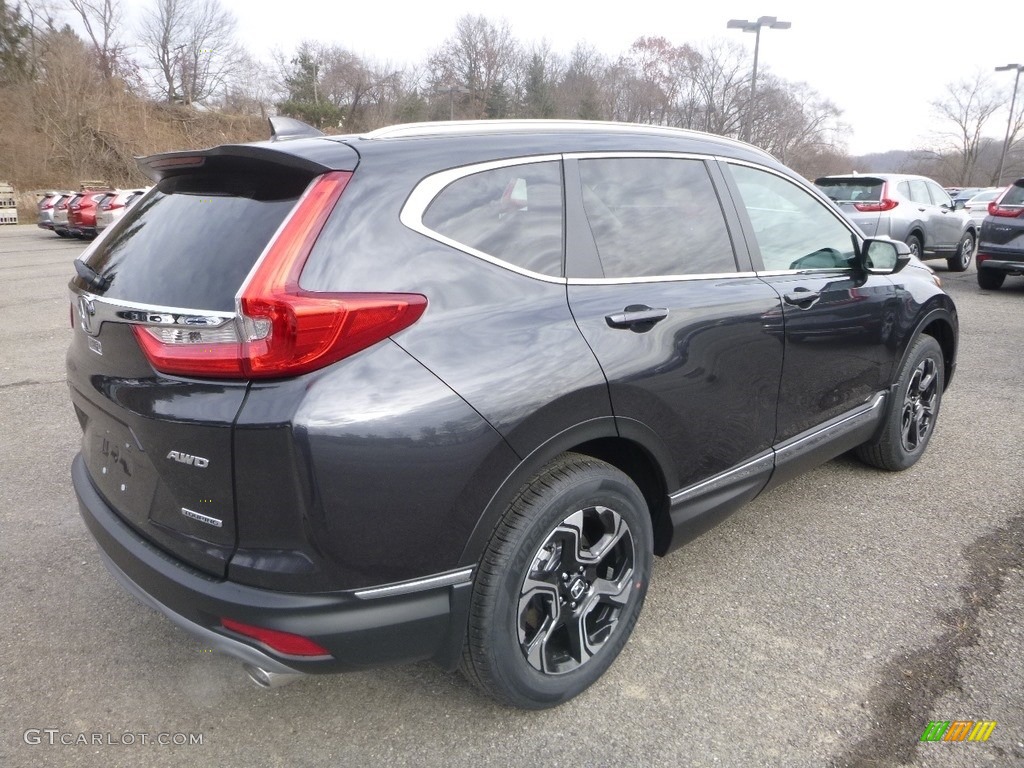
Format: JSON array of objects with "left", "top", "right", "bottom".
[
  {"left": 977, "top": 179, "right": 1024, "bottom": 290},
  {"left": 95, "top": 188, "right": 149, "bottom": 233},
  {"left": 963, "top": 188, "right": 1003, "bottom": 225},
  {"left": 68, "top": 118, "right": 958, "bottom": 710},
  {"left": 37, "top": 191, "right": 66, "bottom": 231},
  {"left": 52, "top": 193, "right": 77, "bottom": 237},
  {"left": 950, "top": 187, "right": 988, "bottom": 210},
  {"left": 68, "top": 188, "right": 114, "bottom": 238},
  {"left": 815, "top": 173, "right": 978, "bottom": 271}
]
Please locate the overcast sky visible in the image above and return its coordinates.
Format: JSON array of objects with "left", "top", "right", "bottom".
[{"left": 184, "top": 2, "right": 1024, "bottom": 155}]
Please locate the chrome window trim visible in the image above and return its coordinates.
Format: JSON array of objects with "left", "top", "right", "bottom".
[
  {"left": 400, "top": 154, "right": 567, "bottom": 284},
  {"left": 69, "top": 289, "right": 236, "bottom": 336},
  {"left": 569, "top": 271, "right": 757, "bottom": 286},
  {"left": 753, "top": 268, "right": 852, "bottom": 278},
  {"left": 353, "top": 567, "right": 474, "bottom": 600}
]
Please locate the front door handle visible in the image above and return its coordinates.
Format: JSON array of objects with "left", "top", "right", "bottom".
[
  {"left": 783, "top": 289, "right": 821, "bottom": 309},
  {"left": 605, "top": 305, "right": 669, "bottom": 330}
]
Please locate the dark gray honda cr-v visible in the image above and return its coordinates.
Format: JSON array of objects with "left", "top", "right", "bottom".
[{"left": 68, "top": 118, "right": 958, "bottom": 709}]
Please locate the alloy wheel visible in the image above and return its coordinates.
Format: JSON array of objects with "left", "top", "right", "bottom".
[
  {"left": 901, "top": 357, "right": 938, "bottom": 452},
  {"left": 517, "top": 505, "right": 635, "bottom": 675}
]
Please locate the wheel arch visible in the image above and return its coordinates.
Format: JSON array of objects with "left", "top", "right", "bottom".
[
  {"left": 903, "top": 307, "right": 957, "bottom": 390},
  {"left": 458, "top": 418, "right": 677, "bottom": 566}
]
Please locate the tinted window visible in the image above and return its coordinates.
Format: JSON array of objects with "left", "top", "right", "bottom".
[
  {"left": 730, "top": 164, "right": 856, "bottom": 271},
  {"left": 421, "top": 161, "right": 564, "bottom": 277},
  {"left": 578, "top": 158, "right": 736, "bottom": 277},
  {"left": 79, "top": 173, "right": 309, "bottom": 311}
]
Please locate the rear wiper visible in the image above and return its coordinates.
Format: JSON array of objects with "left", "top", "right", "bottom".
[{"left": 75, "top": 259, "right": 110, "bottom": 290}]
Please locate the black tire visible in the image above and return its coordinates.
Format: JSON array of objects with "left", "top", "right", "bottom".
[
  {"left": 946, "top": 231, "right": 974, "bottom": 272},
  {"left": 461, "top": 453, "right": 653, "bottom": 709},
  {"left": 856, "top": 335, "right": 944, "bottom": 471},
  {"left": 904, "top": 233, "right": 923, "bottom": 259},
  {"left": 977, "top": 268, "right": 1005, "bottom": 290}
]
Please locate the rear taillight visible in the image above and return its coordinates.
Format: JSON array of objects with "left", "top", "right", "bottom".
[
  {"left": 988, "top": 201, "right": 1024, "bottom": 218},
  {"left": 133, "top": 171, "right": 427, "bottom": 380},
  {"left": 976, "top": 252, "right": 991, "bottom": 264},
  {"left": 221, "top": 618, "right": 331, "bottom": 657},
  {"left": 854, "top": 184, "right": 898, "bottom": 212}
]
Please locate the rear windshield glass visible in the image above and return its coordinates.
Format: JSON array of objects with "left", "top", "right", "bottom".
[
  {"left": 78, "top": 172, "right": 308, "bottom": 312},
  {"left": 814, "top": 178, "right": 883, "bottom": 203}
]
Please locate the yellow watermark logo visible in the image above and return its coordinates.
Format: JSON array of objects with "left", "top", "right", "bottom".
[{"left": 920, "top": 720, "right": 997, "bottom": 742}]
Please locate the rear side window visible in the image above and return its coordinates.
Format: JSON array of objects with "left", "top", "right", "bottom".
[
  {"left": 421, "top": 161, "right": 564, "bottom": 277},
  {"left": 79, "top": 172, "right": 309, "bottom": 312},
  {"left": 906, "top": 179, "right": 931, "bottom": 205},
  {"left": 578, "top": 157, "right": 736, "bottom": 278}
]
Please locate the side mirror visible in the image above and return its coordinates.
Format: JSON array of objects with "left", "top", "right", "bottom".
[{"left": 857, "top": 238, "right": 911, "bottom": 275}]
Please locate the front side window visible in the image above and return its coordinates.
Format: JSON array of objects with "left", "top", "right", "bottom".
[
  {"left": 577, "top": 157, "right": 737, "bottom": 278},
  {"left": 729, "top": 164, "right": 856, "bottom": 271},
  {"left": 421, "top": 161, "right": 564, "bottom": 277},
  {"left": 926, "top": 181, "right": 951, "bottom": 207}
]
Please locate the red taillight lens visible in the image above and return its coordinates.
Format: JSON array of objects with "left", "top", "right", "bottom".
[
  {"left": 133, "top": 171, "right": 428, "bottom": 380},
  {"left": 854, "top": 198, "right": 898, "bottom": 212},
  {"left": 976, "top": 252, "right": 991, "bottom": 264},
  {"left": 221, "top": 618, "right": 331, "bottom": 657},
  {"left": 988, "top": 201, "right": 1024, "bottom": 217},
  {"left": 853, "top": 182, "right": 897, "bottom": 212}
]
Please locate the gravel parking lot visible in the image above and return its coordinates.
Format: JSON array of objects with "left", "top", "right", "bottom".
[{"left": 0, "top": 224, "right": 1021, "bottom": 768}]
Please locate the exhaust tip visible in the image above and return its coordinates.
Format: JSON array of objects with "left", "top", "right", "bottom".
[{"left": 243, "top": 663, "right": 303, "bottom": 689}]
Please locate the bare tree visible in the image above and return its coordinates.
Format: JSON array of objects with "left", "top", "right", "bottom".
[
  {"left": 928, "top": 73, "right": 1003, "bottom": 185},
  {"left": 139, "top": 0, "right": 244, "bottom": 105},
  {"left": 274, "top": 40, "right": 405, "bottom": 132},
  {"left": 555, "top": 44, "right": 607, "bottom": 120},
  {"left": 426, "top": 15, "right": 521, "bottom": 119},
  {"left": 69, "top": 0, "right": 125, "bottom": 80}
]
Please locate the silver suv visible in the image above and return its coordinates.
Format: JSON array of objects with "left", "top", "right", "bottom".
[{"left": 815, "top": 173, "right": 977, "bottom": 271}]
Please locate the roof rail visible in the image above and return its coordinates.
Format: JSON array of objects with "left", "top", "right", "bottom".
[{"left": 268, "top": 116, "right": 325, "bottom": 142}]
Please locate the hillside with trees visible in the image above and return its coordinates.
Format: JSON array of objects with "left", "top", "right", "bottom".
[{"left": 1, "top": 2, "right": 1021, "bottom": 215}]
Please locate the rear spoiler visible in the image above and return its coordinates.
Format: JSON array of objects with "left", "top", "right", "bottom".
[{"left": 136, "top": 124, "right": 357, "bottom": 183}]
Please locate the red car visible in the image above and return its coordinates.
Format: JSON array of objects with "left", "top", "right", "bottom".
[{"left": 68, "top": 189, "right": 113, "bottom": 238}]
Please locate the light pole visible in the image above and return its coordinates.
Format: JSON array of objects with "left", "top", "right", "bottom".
[
  {"left": 436, "top": 85, "right": 470, "bottom": 121},
  {"left": 727, "top": 16, "right": 791, "bottom": 143},
  {"left": 995, "top": 63, "right": 1024, "bottom": 185}
]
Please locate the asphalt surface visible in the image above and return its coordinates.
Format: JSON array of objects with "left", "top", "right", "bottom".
[{"left": 0, "top": 224, "right": 1021, "bottom": 768}]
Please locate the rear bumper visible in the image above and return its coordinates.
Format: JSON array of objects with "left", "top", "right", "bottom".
[
  {"left": 72, "top": 453, "right": 472, "bottom": 674},
  {"left": 977, "top": 256, "right": 1024, "bottom": 275}
]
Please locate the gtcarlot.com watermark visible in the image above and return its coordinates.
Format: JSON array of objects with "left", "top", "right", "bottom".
[{"left": 24, "top": 729, "right": 204, "bottom": 746}]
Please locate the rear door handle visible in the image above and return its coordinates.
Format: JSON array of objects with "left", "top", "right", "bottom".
[
  {"left": 783, "top": 289, "right": 821, "bottom": 309},
  {"left": 605, "top": 305, "right": 669, "bottom": 330}
]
